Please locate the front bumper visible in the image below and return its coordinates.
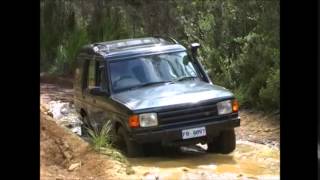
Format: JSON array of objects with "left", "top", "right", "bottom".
[{"left": 130, "top": 116, "right": 240, "bottom": 145}]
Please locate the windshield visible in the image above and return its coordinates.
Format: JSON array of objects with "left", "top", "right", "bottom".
[{"left": 109, "top": 51, "right": 198, "bottom": 92}]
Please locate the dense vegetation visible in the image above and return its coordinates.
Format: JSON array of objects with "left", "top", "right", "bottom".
[{"left": 40, "top": 0, "right": 279, "bottom": 112}]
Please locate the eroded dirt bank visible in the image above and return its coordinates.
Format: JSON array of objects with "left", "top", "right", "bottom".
[
  {"left": 40, "top": 111, "right": 129, "bottom": 180},
  {"left": 40, "top": 82, "right": 280, "bottom": 180}
]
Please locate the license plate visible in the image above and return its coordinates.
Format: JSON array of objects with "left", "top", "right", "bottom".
[{"left": 182, "top": 127, "right": 206, "bottom": 139}]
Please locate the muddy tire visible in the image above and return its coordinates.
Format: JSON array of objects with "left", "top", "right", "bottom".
[
  {"left": 117, "top": 127, "right": 143, "bottom": 157},
  {"left": 218, "top": 129, "right": 236, "bottom": 154},
  {"left": 207, "top": 129, "right": 236, "bottom": 154},
  {"left": 207, "top": 138, "right": 220, "bottom": 153}
]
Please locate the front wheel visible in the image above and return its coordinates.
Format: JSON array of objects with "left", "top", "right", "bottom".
[
  {"left": 207, "top": 129, "right": 236, "bottom": 154},
  {"left": 117, "top": 127, "right": 143, "bottom": 157}
]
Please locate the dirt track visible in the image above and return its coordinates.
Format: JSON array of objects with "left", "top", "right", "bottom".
[{"left": 40, "top": 82, "right": 280, "bottom": 180}]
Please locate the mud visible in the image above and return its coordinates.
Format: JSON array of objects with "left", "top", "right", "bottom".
[
  {"left": 40, "top": 111, "right": 127, "bottom": 180},
  {"left": 40, "top": 82, "right": 280, "bottom": 179},
  {"left": 126, "top": 141, "right": 279, "bottom": 180}
]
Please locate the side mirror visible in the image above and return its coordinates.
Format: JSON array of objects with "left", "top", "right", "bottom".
[
  {"left": 89, "top": 87, "right": 107, "bottom": 96},
  {"left": 190, "top": 43, "right": 200, "bottom": 55}
]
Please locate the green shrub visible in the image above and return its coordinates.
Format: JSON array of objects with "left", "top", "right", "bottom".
[
  {"left": 87, "top": 121, "right": 113, "bottom": 151},
  {"left": 259, "top": 68, "right": 280, "bottom": 111},
  {"left": 41, "top": 0, "right": 279, "bottom": 112},
  {"left": 86, "top": 121, "right": 135, "bottom": 174},
  {"left": 48, "top": 24, "right": 89, "bottom": 76}
]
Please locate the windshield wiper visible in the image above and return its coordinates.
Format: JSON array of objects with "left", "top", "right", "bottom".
[
  {"left": 173, "top": 76, "right": 198, "bottom": 82},
  {"left": 140, "top": 81, "right": 172, "bottom": 87},
  {"left": 128, "top": 81, "right": 171, "bottom": 90}
]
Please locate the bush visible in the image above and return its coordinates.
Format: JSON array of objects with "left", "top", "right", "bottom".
[
  {"left": 87, "top": 121, "right": 113, "bottom": 151},
  {"left": 41, "top": 0, "right": 279, "bottom": 112},
  {"left": 48, "top": 24, "right": 89, "bottom": 76},
  {"left": 86, "top": 120, "right": 135, "bottom": 174},
  {"left": 259, "top": 68, "right": 280, "bottom": 111},
  {"left": 218, "top": 32, "right": 279, "bottom": 111}
]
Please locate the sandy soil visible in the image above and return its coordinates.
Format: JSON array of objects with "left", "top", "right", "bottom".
[{"left": 40, "top": 111, "right": 128, "bottom": 180}]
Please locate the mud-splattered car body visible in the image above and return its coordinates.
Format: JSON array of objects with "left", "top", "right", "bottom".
[{"left": 73, "top": 37, "right": 240, "bottom": 157}]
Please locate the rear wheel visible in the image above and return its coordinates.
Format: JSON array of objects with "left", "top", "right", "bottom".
[
  {"left": 80, "top": 115, "right": 99, "bottom": 137},
  {"left": 117, "top": 127, "right": 143, "bottom": 157},
  {"left": 80, "top": 115, "right": 91, "bottom": 137},
  {"left": 207, "top": 129, "right": 236, "bottom": 154}
]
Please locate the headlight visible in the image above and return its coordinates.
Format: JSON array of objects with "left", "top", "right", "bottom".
[
  {"left": 139, "top": 113, "right": 158, "bottom": 127},
  {"left": 217, "top": 100, "right": 232, "bottom": 115}
]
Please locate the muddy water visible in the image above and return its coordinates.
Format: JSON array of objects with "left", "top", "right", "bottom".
[
  {"left": 44, "top": 98, "right": 280, "bottom": 179},
  {"left": 127, "top": 141, "right": 279, "bottom": 180},
  {"left": 40, "top": 83, "right": 280, "bottom": 180}
]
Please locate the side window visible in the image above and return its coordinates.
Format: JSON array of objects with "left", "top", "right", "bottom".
[
  {"left": 88, "top": 60, "right": 97, "bottom": 88},
  {"left": 85, "top": 59, "right": 108, "bottom": 92},
  {"left": 82, "top": 60, "right": 89, "bottom": 90},
  {"left": 99, "top": 65, "right": 108, "bottom": 92},
  {"left": 74, "top": 56, "right": 82, "bottom": 91}
]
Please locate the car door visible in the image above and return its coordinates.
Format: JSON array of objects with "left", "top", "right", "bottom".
[{"left": 83, "top": 57, "right": 113, "bottom": 130}]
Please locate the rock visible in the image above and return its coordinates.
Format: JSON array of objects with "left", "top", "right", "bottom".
[
  {"left": 125, "top": 167, "right": 135, "bottom": 175},
  {"left": 68, "top": 162, "right": 81, "bottom": 171},
  {"left": 71, "top": 126, "right": 82, "bottom": 136},
  {"left": 62, "top": 141, "right": 70, "bottom": 149},
  {"left": 49, "top": 101, "right": 65, "bottom": 119},
  {"left": 142, "top": 172, "right": 159, "bottom": 180},
  {"left": 247, "top": 176, "right": 258, "bottom": 179},
  {"left": 61, "top": 103, "right": 73, "bottom": 115},
  {"left": 47, "top": 112, "right": 53, "bottom": 117},
  {"left": 60, "top": 106, "right": 70, "bottom": 115},
  {"left": 182, "top": 168, "right": 188, "bottom": 172},
  {"left": 47, "top": 100, "right": 83, "bottom": 136},
  {"left": 63, "top": 151, "right": 72, "bottom": 161},
  {"left": 264, "top": 128, "right": 271, "bottom": 132}
]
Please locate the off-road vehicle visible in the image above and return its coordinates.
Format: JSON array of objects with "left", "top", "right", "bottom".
[{"left": 73, "top": 37, "right": 240, "bottom": 157}]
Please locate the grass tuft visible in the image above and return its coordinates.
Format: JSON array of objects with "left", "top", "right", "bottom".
[{"left": 86, "top": 121, "right": 135, "bottom": 175}]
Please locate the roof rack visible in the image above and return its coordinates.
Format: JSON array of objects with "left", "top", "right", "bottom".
[{"left": 91, "top": 36, "right": 179, "bottom": 54}]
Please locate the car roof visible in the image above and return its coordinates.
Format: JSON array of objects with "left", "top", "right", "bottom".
[{"left": 80, "top": 37, "right": 187, "bottom": 61}]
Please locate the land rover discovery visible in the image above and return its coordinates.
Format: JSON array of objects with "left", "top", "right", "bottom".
[{"left": 73, "top": 37, "right": 240, "bottom": 157}]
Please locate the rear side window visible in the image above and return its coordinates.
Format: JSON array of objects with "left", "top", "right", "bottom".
[
  {"left": 73, "top": 56, "right": 83, "bottom": 91},
  {"left": 99, "top": 65, "right": 108, "bottom": 92},
  {"left": 83, "top": 59, "right": 108, "bottom": 93},
  {"left": 88, "top": 60, "right": 97, "bottom": 88}
]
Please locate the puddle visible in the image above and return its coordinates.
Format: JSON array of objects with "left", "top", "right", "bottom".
[{"left": 127, "top": 141, "right": 279, "bottom": 179}]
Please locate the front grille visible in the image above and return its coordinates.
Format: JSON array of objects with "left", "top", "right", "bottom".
[{"left": 157, "top": 102, "right": 219, "bottom": 125}]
